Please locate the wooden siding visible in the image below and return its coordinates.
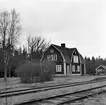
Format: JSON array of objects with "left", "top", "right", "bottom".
[{"left": 42, "top": 45, "right": 64, "bottom": 74}]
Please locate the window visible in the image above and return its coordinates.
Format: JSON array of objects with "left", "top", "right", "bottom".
[
  {"left": 73, "top": 56, "right": 78, "bottom": 63},
  {"left": 56, "top": 65, "right": 62, "bottom": 72},
  {"left": 47, "top": 54, "right": 57, "bottom": 61},
  {"left": 72, "top": 65, "right": 75, "bottom": 72},
  {"left": 77, "top": 66, "right": 80, "bottom": 72}
]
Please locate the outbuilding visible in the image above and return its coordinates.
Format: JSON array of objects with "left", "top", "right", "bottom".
[{"left": 95, "top": 65, "right": 106, "bottom": 75}]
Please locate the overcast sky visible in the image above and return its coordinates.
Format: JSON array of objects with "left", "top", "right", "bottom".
[{"left": 0, "top": 0, "right": 106, "bottom": 58}]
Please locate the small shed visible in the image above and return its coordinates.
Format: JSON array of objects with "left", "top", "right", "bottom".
[{"left": 95, "top": 65, "right": 106, "bottom": 75}]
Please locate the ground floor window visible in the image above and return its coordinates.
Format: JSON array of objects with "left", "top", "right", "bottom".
[
  {"left": 56, "top": 65, "right": 62, "bottom": 72},
  {"left": 72, "top": 65, "right": 80, "bottom": 73},
  {"left": 77, "top": 65, "right": 80, "bottom": 72}
]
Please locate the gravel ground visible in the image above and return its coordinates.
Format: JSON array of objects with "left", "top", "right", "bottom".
[
  {"left": 0, "top": 76, "right": 106, "bottom": 105},
  {"left": 1, "top": 80, "right": 106, "bottom": 105},
  {"left": 0, "top": 75, "right": 106, "bottom": 93}
]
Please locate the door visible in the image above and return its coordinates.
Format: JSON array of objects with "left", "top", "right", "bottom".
[{"left": 67, "top": 65, "right": 70, "bottom": 74}]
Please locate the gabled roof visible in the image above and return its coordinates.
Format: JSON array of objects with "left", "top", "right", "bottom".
[
  {"left": 95, "top": 65, "right": 106, "bottom": 70},
  {"left": 52, "top": 44, "right": 77, "bottom": 62}
]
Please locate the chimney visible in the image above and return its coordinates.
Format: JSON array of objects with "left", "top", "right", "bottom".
[{"left": 61, "top": 43, "right": 65, "bottom": 48}]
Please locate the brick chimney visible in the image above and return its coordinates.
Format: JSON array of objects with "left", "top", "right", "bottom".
[{"left": 61, "top": 43, "right": 65, "bottom": 48}]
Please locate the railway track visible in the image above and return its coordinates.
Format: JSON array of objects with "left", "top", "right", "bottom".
[
  {"left": 0, "top": 77, "right": 106, "bottom": 98},
  {"left": 15, "top": 82, "right": 106, "bottom": 105}
]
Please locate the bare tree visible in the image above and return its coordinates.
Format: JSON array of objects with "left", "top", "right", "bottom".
[
  {"left": 0, "top": 9, "right": 22, "bottom": 80},
  {"left": 8, "top": 9, "right": 22, "bottom": 77},
  {"left": 0, "top": 10, "right": 10, "bottom": 105},
  {"left": 0, "top": 11, "right": 10, "bottom": 81},
  {"left": 27, "top": 35, "right": 50, "bottom": 60},
  {"left": 8, "top": 9, "right": 22, "bottom": 48}
]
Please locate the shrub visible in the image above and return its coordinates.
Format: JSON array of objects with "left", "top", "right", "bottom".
[
  {"left": 16, "top": 60, "right": 55, "bottom": 83},
  {"left": 40, "top": 61, "right": 55, "bottom": 82}
]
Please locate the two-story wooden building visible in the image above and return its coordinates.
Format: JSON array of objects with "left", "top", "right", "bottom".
[{"left": 41, "top": 43, "right": 86, "bottom": 76}]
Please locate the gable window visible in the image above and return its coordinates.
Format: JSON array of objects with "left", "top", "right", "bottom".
[
  {"left": 56, "top": 65, "right": 62, "bottom": 72},
  {"left": 47, "top": 54, "right": 57, "bottom": 61},
  {"left": 73, "top": 56, "right": 78, "bottom": 63}
]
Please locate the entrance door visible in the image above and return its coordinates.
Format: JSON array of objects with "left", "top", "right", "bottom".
[{"left": 67, "top": 65, "right": 70, "bottom": 74}]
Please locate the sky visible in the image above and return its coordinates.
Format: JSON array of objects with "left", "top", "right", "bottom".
[{"left": 0, "top": 0, "right": 106, "bottom": 58}]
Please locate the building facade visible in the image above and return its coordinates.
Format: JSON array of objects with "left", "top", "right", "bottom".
[{"left": 41, "top": 43, "right": 86, "bottom": 76}]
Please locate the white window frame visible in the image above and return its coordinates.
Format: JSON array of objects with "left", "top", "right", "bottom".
[
  {"left": 47, "top": 54, "right": 57, "bottom": 61},
  {"left": 56, "top": 65, "right": 62, "bottom": 72},
  {"left": 77, "top": 65, "right": 80, "bottom": 72},
  {"left": 73, "top": 55, "right": 78, "bottom": 63}
]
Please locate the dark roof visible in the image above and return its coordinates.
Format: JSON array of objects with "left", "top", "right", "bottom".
[{"left": 52, "top": 44, "right": 77, "bottom": 62}]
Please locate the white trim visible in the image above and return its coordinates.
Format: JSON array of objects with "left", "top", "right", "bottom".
[
  {"left": 71, "top": 49, "right": 77, "bottom": 62},
  {"left": 56, "top": 65, "right": 62, "bottom": 72},
  {"left": 47, "top": 54, "right": 57, "bottom": 61},
  {"left": 52, "top": 45, "right": 66, "bottom": 62},
  {"left": 55, "top": 74, "right": 66, "bottom": 76},
  {"left": 71, "top": 73, "right": 81, "bottom": 76},
  {"left": 95, "top": 65, "right": 106, "bottom": 71},
  {"left": 40, "top": 44, "right": 52, "bottom": 61},
  {"left": 64, "top": 62, "right": 66, "bottom": 75}
]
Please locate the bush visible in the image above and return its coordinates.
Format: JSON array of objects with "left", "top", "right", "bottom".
[
  {"left": 40, "top": 61, "right": 55, "bottom": 82},
  {"left": 16, "top": 60, "right": 55, "bottom": 83}
]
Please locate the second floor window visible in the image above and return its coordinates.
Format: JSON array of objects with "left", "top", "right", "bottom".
[
  {"left": 47, "top": 54, "right": 57, "bottom": 61},
  {"left": 73, "top": 55, "right": 78, "bottom": 63}
]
